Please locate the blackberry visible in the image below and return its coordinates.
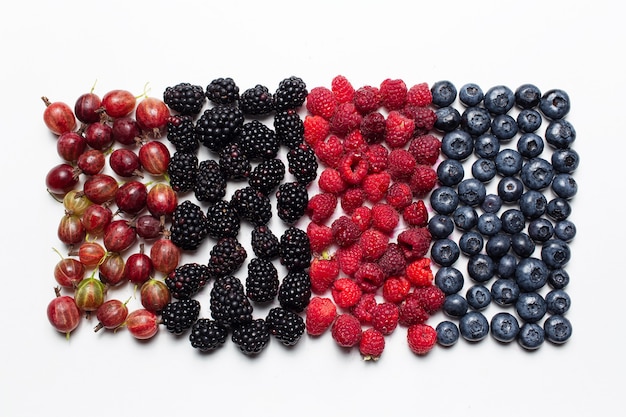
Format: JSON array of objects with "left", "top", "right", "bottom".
[
  {"left": 163, "top": 82, "right": 206, "bottom": 116},
  {"left": 206, "top": 77, "right": 240, "bottom": 105},
  {"left": 170, "top": 200, "right": 209, "bottom": 251},
  {"left": 279, "top": 226, "right": 312, "bottom": 272},
  {"left": 219, "top": 142, "right": 252, "bottom": 180},
  {"left": 165, "top": 262, "right": 210, "bottom": 300},
  {"left": 287, "top": 143, "right": 318, "bottom": 185},
  {"left": 194, "top": 105, "right": 244, "bottom": 152},
  {"left": 166, "top": 114, "right": 200, "bottom": 153},
  {"left": 207, "top": 237, "right": 247, "bottom": 278},
  {"left": 251, "top": 225, "right": 280, "bottom": 260},
  {"left": 231, "top": 318, "right": 271, "bottom": 355},
  {"left": 230, "top": 186, "right": 272, "bottom": 226},
  {"left": 167, "top": 151, "right": 198, "bottom": 193},
  {"left": 205, "top": 200, "right": 240, "bottom": 240},
  {"left": 265, "top": 306, "right": 305, "bottom": 346},
  {"left": 278, "top": 270, "right": 311, "bottom": 313},
  {"left": 274, "top": 76, "right": 307, "bottom": 111},
  {"left": 239, "top": 84, "right": 274, "bottom": 116},
  {"left": 189, "top": 318, "right": 228, "bottom": 352},
  {"left": 161, "top": 298, "right": 201, "bottom": 335},
  {"left": 248, "top": 158, "right": 285, "bottom": 196},
  {"left": 245, "top": 258, "right": 279, "bottom": 303},
  {"left": 194, "top": 159, "right": 227, "bottom": 203},
  {"left": 235, "top": 120, "right": 279, "bottom": 161},
  {"left": 274, "top": 109, "right": 305, "bottom": 149},
  {"left": 210, "top": 275, "right": 253, "bottom": 327},
  {"left": 276, "top": 181, "right": 309, "bottom": 225}
]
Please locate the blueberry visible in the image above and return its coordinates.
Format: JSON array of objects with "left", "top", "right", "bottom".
[
  {"left": 434, "top": 106, "right": 462, "bottom": 132},
  {"left": 519, "top": 190, "right": 547, "bottom": 220},
  {"left": 467, "top": 253, "right": 496, "bottom": 283},
  {"left": 518, "top": 322, "right": 545, "bottom": 350},
  {"left": 466, "top": 284, "right": 491, "bottom": 310},
  {"left": 460, "top": 106, "right": 491, "bottom": 136},
  {"left": 548, "top": 268, "right": 570, "bottom": 289},
  {"left": 490, "top": 312, "right": 520, "bottom": 343},
  {"left": 527, "top": 218, "right": 554, "bottom": 243},
  {"left": 516, "top": 109, "right": 543, "bottom": 133},
  {"left": 428, "top": 214, "right": 455, "bottom": 239},
  {"left": 436, "top": 320, "right": 460, "bottom": 346},
  {"left": 437, "top": 159, "right": 465, "bottom": 186},
  {"left": 441, "top": 129, "right": 473, "bottom": 160},
  {"left": 485, "top": 233, "right": 511, "bottom": 259},
  {"left": 554, "top": 220, "right": 577, "bottom": 242},
  {"left": 452, "top": 205, "right": 478, "bottom": 231},
  {"left": 515, "top": 292, "right": 547, "bottom": 323},
  {"left": 443, "top": 293, "right": 469, "bottom": 318},
  {"left": 545, "top": 289, "right": 571, "bottom": 315},
  {"left": 431, "top": 238, "right": 460, "bottom": 267},
  {"left": 435, "top": 266, "right": 465, "bottom": 295},
  {"left": 543, "top": 315, "right": 573, "bottom": 344},
  {"left": 491, "top": 278, "right": 520, "bottom": 306},
  {"left": 496, "top": 254, "right": 518, "bottom": 279},
  {"left": 477, "top": 212, "right": 502, "bottom": 236},
  {"left": 545, "top": 119, "right": 576, "bottom": 149},
  {"left": 497, "top": 176, "right": 524, "bottom": 203},
  {"left": 551, "top": 148, "right": 580, "bottom": 173},
  {"left": 430, "top": 186, "right": 459, "bottom": 215},
  {"left": 517, "top": 132, "right": 544, "bottom": 158},
  {"left": 458, "top": 83, "right": 484, "bottom": 107},
  {"left": 515, "top": 83, "right": 542, "bottom": 109},
  {"left": 474, "top": 134, "right": 500, "bottom": 159},
  {"left": 490, "top": 114, "right": 518, "bottom": 141},
  {"left": 431, "top": 80, "right": 458, "bottom": 107},
  {"left": 471, "top": 158, "right": 497, "bottom": 182},
  {"left": 495, "top": 148, "right": 523, "bottom": 176},
  {"left": 520, "top": 157, "right": 554, "bottom": 190},
  {"left": 551, "top": 173, "right": 578, "bottom": 199},
  {"left": 515, "top": 257, "right": 549, "bottom": 292},
  {"left": 459, "top": 231, "right": 484, "bottom": 256},
  {"left": 546, "top": 197, "right": 571, "bottom": 221},
  {"left": 483, "top": 85, "right": 515, "bottom": 115},
  {"left": 500, "top": 208, "right": 526, "bottom": 234},
  {"left": 457, "top": 178, "right": 486, "bottom": 207},
  {"left": 541, "top": 239, "right": 571, "bottom": 269},
  {"left": 539, "top": 88, "right": 570, "bottom": 120},
  {"left": 480, "top": 193, "right": 502, "bottom": 213},
  {"left": 511, "top": 232, "right": 535, "bottom": 258},
  {"left": 459, "top": 311, "right": 490, "bottom": 342}
]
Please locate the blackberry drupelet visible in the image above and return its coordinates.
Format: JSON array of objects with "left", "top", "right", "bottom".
[
  {"left": 167, "top": 151, "right": 198, "bottom": 193},
  {"left": 274, "top": 109, "right": 305, "bottom": 149},
  {"left": 207, "top": 237, "right": 247, "bottom": 278},
  {"left": 170, "top": 200, "right": 209, "bottom": 250},
  {"left": 235, "top": 120, "right": 280, "bottom": 161},
  {"left": 206, "top": 77, "right": 240, "bottom": 105},
  {"left": 194, "top": 159, "right": 227, "bottom": 203},
  {"left": 210, "top": 275, "right": 253, "bottom": 327},
  {"left": 276, "top": 181, "right": 309, "bottom": 225},
  {"left": 245, "top": 257, "right": 280, "bottom": 303},
  {"left": 274, "top": 76, "right": 308, "bottom": 111},
  {"left": 205, "top": 199, "right": 240, "bottom": 240},
  {"left": 279, "top": 226, "right": 312, "bottom": 272},
  {"left": 231, "top": 318, "right": 271, "bottom": 355},
  {"left": 163, "top": 82, "right": 206, "bottom": 116},
  {"left": 165, "top": 262, "right": 210, "bottom": 300},
  {"left": 251, "top": 225, "right": 281, "bottom": 260},
  {"left": 161, "top": 298, "right": 201, "bottom": 335},
  {"left": 248, "top": 158, "right": 285, "bottom": 196},
  {"left": 166, "top": 114, "right": 200, "bottom": 153},
  {"left": 265, "top": 306, "right": 305, "bottom": 346},
  {"left": 194, "top": 105, "right": 244, "bottom": 152},
  {"left": 287, "top": 143, "right": 318, "bottom": 185},
  {"left": 278, "top": 270, "right": 311, "bottom": 313},
  {"left": 219, "top": 142, "right": 252, "bottom": 180},
  {"left": 230, "top": 186, "right": 272, "bottom": 226},
  {"left": 189, "top": 318, "right": 228, "bottom": 352},
  {"left": 239, "top": 84, "right": 274, "bottom": 116}
]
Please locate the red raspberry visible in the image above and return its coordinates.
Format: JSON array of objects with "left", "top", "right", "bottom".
[
  {"left": 371, "top": 203, "right": 400, "bottom": 234},
  {"left": 377, "top": 242, "right": 407, "bottom": 277},
  {"left": 413, "top": 284, "right": 445, "bottom": 314},
  {"left": 408, "top": 134, "right": 442, "bottom": 166},
  {"left": 387, "top": 148, "right": 417, "bottom": 182},
  {"left": 309, "top": 255, "right": 339, "bottom": 294},
  {"left": 386, "top": 182, "right": 413, "bottom": 211},
  {"left": 362, "top": 172, "right": 391, "bottom": 203},
  {"left": 337, "top": 152, "right": 369, "bottom": 185},
  {"left": 330, "top": 102, "right": 362, "bottom": 137},
  {"left": 318, "top": 167, "right": 347, "bottom": 195},
  {"left": 331, "top": 313, "right": 362, "bottom": 347},
  {"left": 306, "top": 192, "right": 337, "bottom": 224},
  {"left": 382, "top": 276, "right": 411, "bottom": 304},
  {"left": 402, "top": 200, "right": 429, "bottom": 227},
  {"left": 384, "top": 110, "right": 415, "bottom": 148},
  {"left": 314, "top": 134, "right": 344, "bottom": 168},
  {"left": 360, "top": 111, "right": 386, "bottom": 144},
  {"left": 306, "top": 86, "right": 337, "bottom": 120},
  {"left": 359, "top": 327, "right": 386, "bottom": 361},
  {"left": 405, "top": 258, "right": 434, "bottom": 287},
  {"left": 407, "top": 323, "right": 437, "bottom": 355},
  {"left": 364, "top": 143, "right": 389, "bottom": 174},
  {"left": 305, "top": 296, "right": 337, "bottom": 336},
  {"left": 406, "top": 82, "right": 432, "bottom": 107},
  {"left": 353, "top": 85, "right": 381, "bottom": 114},
  {"left": 336, "top": 243, "right": 363, "bottom": 276},
  {"left": 331, "top": 277, "right": 362, "bottom": 308},
  {"left": 360, "top": 228, "right": 389, "bottom": 262},
  {"left": 351, "top": 206, "right": 372, "bottom": 232},
  {"left": 331, "top": 75, "right": 355, "bottom": 104},
  {"left": 303, "top": 114, "right": 330, "bottom": 147},
  {"left": 409, "top": 165, "right": 438, "bottom": 197},
  {"left": 343, "top": 129, "right": 368, "bottom": 153},
  {"left": 371, "top": 302, "right": 400, "bottom": 335},
  {"left": 340, "top": 187, "right": 366, "bottom": 214},
  {"left": 403, "top": 106, "right": 437, "bottom": 137},
  {"left": 353, "top": 262, "right": 386, "bottom": 293},
  {"left": 397, "top": 227, "right": 432, "bottom": 261},
  {"left": 307, "top": 221, "right": 334, "bottom": 254},
  {"left": 398, "top": 292, "right": 430, "bottom": 326},
  {"left": 351, "top": 292, "right": 377, "bottom": 324},
  {"left": 331, "top": 215, "right": 362, "bottom": 247},
  {"left": 379, "top": 78, "right": 407, "bottom": 111}
]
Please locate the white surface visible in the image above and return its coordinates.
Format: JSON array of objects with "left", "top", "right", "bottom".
[{"left": 0, "top": 1, "right": 623, "bottom": 416}]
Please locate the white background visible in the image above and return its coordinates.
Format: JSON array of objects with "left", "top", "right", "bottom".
[{"left": 1, "top": 1, "right": 623, "bottom": 416}]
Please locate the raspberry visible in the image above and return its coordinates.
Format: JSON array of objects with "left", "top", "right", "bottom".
[
  {"left": 409, "top": 165, "right": 438, "bottom": 197},
  {"left": 331, "top": 215, "right": 362, "bottom": 247},
  {"left": 305, "top": 296, "right": 337, "bottom": 336},
  {"left": 340, "top": 187, "right": 366, "bottom": 215},
  {"left": 386, "top": 182, "right": 413, "bottom": 211},
  {"left": 330, "top": 102, "right": 362, "bottom": 137},
  {"left": 371, "top": 203, "right": 400, "bottom": 235},
  {"left": 402, "top": 200, "right": 429, "bottom": 227},
  {"left": 353, "top": 262, "right": 386, "bottom": 293},
  {"left": 336, "top": 243, "right": 363, "bottom": 276},
  {"left": 360, "top": 229, "right": 389, "bottom": 262},
  {"left": 384, "top": 110, "right": 415, "bottom": 148},
  {"left": 360, "top": 111, "right": 386, "bottom": 144},
  {"left": 331, "top": 277, "right": 362, "bottom": 309},
  {"left": 364, "top": 143, "right": 389, "bottom": 174},
  {"left": 309, "top": 255, "right": 339, "bottom": 294},
  {"left": 331, "top": 75, "right": 355, "bottom": 104},
  {"left": 371, "top": 302, "right": 400, "bottom": 335},
  {"left": 382, "top": 276, "right": 411, "bottom": 304},
  {"left": 397, "top": 227, "right": 432, "bottom": 261},
  {"left": 306, "top": 86, "right": 337, "bottom": 120},
  {"left": 331, "top": 313, "right": 362, "bottom": 348},
  {"left": 337, "top": 152, "right": 369, "bottom": 185},
  {"left": 362, "top": 172, "right": 391, "bottom": 203},
  {"left": 351, "top": 293, "right": 377, "bottom": 325},
  {"left": 398, "top": 292, "right": 430, "bottom": 326},
  {"left": 403, "top": 106, "right": 437, "bottom": 136},
  {"left": 408, "top": 134, "right": 442, "bottom": 166},
  {"left": 406, "top": 82, "right": 433, "bottom": 107},
  {"left": 377, "top": 242, "right": 407, "bottom": 277},
  {"left": 407, "top": 323, "right": 437, "bottom": 355},
  {"left": 387, "top": 148, "right": 417, "bottom": 182},
  {"left": 318, "top": 167, "right": 348, "bottom": 195},
  {"left": 353, "top": 85, "right": 381, "bottom": 115},
  {"left": 303, "top": 114, "right": 330, "bottom": 147},
  {"left": 351, "top": 206, "right": 372, "bottom": 232},
  {"left": 306, "top": 192, "right": 337, "bottom": 224},
  {"left": 379, "top": 78, "right": 407, "bottom": 111},
  {"left": 314, "top": 134, "right": 344, "bottom": 168},
  {"left": 359, "top": 328, "right": 386, "bottom": 360},
  {"left": 413, "top": 284, "right": 445, "bottom": 314},
  {"left": 343, "top": 129, "right": 368, "bottom": 153},
  {"left": 405, "top": 258, "right": 434, "bottom": 287},
  {"left": 307, "top": 222, "right": 334, "bottom": 254}
]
